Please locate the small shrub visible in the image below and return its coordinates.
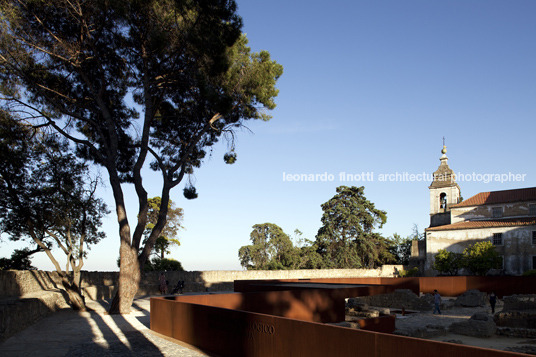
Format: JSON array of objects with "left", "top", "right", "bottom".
[
  {"left": 399, "top": 267, "right": 419, "bottom": 277},
  {"left": 463, "top": 241, "right": 501, "bottom": 276},
  {"left": 522, "top": 269, "right": 536, "bottom": 277},
  {"left": 433, "top": 249, "right": 463, "bottom": 276}
]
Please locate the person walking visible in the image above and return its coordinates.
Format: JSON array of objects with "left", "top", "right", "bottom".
[
  {"left": 433, "top": 289, "right": 441, "bottom": 315},
  {"left": 159, "top": 272, "right": 168, "bottom": 295},
  {"left": 489, "top": 292, "right": 497, "bottom": 314}
]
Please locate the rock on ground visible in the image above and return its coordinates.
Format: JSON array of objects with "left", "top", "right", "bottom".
[
  {"left": 454, "top": 290, "right": 487, "bottom": 307},
  {"left": 449, "top": 312, "right": 496, "bottom": 338}
]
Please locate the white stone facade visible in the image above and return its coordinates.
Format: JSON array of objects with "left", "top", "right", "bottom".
[{"left": 425, "top": 225, "right": 536, "bottom": 275}]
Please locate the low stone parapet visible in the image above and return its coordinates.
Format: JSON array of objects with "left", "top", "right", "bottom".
[{"left": 0, "top": 290, "right": 69, "bottom": 341}]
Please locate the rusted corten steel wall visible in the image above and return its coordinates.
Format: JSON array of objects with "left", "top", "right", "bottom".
[
  {"left": 420, "top": 276, "right": 536, "bottom": 297},
  {"left": 236, "top": 276, "right": 536, "bottom": 298},
  {"left": 168, "top": 285, "right": 394, "bottom": 323},
  {"left": 233, "top": 277, "right": 419, "bottom": 295},
  {"left": 150, "top": 296, "right": 525, "bottom": 357}
]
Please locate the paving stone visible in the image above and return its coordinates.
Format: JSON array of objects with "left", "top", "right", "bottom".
[{"left": 0, "top": 297, "right": 208, "bottom": 357}]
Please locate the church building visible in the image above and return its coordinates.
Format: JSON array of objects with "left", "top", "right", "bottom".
[{"left": 420, "top": 145, "right": 536, "bottom": 276}]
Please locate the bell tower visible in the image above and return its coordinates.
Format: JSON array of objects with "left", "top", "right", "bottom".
[{"left": 429, "top": 141, "right": 461, "bottom": 227}]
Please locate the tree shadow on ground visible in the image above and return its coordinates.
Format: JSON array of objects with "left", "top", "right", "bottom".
[{"left": 64, "top": 300, "right": 164, "bottom": 356}]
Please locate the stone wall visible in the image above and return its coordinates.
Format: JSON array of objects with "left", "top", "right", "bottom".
[
  {"left": 347, "top": 289, "right": 432, "bottom": 311},
  {"left": 0, "top": 265, "right": 404, "bottom": 300},
  {"left": 495, "top": 294, "right": 536, "bottom": 331},
  {"left": 0, "top": 266, "right": 401, "bottom": 340}
]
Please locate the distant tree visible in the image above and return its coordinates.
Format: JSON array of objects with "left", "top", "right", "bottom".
[
  {"left": 142, "top": 197, "right": 183, "bottom": 259},
  {"left": 0, "top": 247, "right": 40, "bottom": 270},
  {"left": 314, "top": 186, "right": 388, "bottom": 268},
  {"left": 297, "top": 240, "right": 326, "bottom": 269},
  {"left": 387, "top": 233, "right": 412, "bottom": 265},
  {"left": 239, "top": 223, "right": 298, "bottom": 270},
  {"left": 0, "top": 0, "right": 282, "bottom": 314},
  {"left": 462, "top": 241, "right": 502, "bottom": 276},
  {"left": 145, "top": 258, "right": 184, "bottom": 272},
  {"left": 433, "top": 249, "right": 463, "bottom": 276},
  {"left": 411, "top": 224, "right": 425, "bottom": 241},
  {"left": 0, "top": 114, "right": 108, "bottom": 310}
]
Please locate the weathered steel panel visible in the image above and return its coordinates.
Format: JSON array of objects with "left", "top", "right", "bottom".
[{"left": 152, "top": 277, "right": 536, "bottom": 356}]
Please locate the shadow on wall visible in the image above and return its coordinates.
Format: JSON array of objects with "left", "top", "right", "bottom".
[
  {"left": 428, "top": 225, "right": 536, "bottom": 276},
  {"left": 0, "top": 295, "right": 63, "bottom": 341},
  {"left": 0, "top": 271, "right": 70, "bottom": 341},
  {"left": 138, "top": 271, "right": 231, "bottom": 296},
  {"left": 0, "top": 271, "right": 167, "bottom": 354}
]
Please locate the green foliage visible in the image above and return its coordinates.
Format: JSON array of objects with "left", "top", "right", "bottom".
[
  {"left": 399, "top": 267, "right": 419, "bottom": 277},
  {"left": 0, "top": 0, "right": 282, "bottom": 311},
  {"left": 433, "top": 249, "right": 464, "bottom": 276},
  {"left": 297, "top": 240, "right": 326, "bottom": 269},
  {"left": 314, "top": 186, "right": 389, "bottom": 269},
  {"left": 522, "top": 269, "right": 536, "bottom": 277},
  {"left": 462, "top": 241, "right": 502, "bottom": 276},
  {"left": 434, "top": 241, "right": 502, "bottom": 276},
  {"left": 387, "top": 233, "right": 413, "bottom": 265},
  {"left": 142, "top": 197, "right": 183, "bottom": 259},
  {"left": 0, "top": 248, "right": 39, "bottom": 270},
  {"left": 145, "top": 258, "right": 184, "bottom": 272},
  {"left": 0, "top": 114, "right": 108, "bottom": 277},
  {"left": 238, "top": 223, "right": 299, "bottom": 270}
]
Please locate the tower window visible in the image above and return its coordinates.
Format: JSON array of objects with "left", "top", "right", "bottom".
[
  {"left": 439, "top": 193, "right": 447, "bottom": 209},
  {"left": 492, "top": 207, "right": 503, "bottom": 218},
  {"left": 530, "top": 204, "right": 536, "bottom": 216},
  {"left": 533, "top": 256, "right": 536, "bottom": 270},
  {"left": 493, "top": 233, "right": 503, "bottom": 246},
  {"left": 532, "top": 231, "right": 536, "bottom": 245}
]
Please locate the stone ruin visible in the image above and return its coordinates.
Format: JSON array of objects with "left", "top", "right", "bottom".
[
  {"left": 342, "top": 289, "right": 536, "bottom": 355},
  {"left": 448, "top": 312, "right": 496, "bottom": 338},
  {"left": 347, "top": 289, "right": 432, "bottom": 312},
  {"left": 453, "top": 289, "right": 488, "bottom": 307},
  {"left": 345, "top": 289, "right": 499, "bottom": 339},
  {"left": 495, "top": 294, "right": 536, "bottom": 338},
  {"left": 498, "top": 296, "right": 536, "bottom": 357}
]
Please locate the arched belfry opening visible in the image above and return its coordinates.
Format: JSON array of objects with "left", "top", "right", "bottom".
[
  {"left": 439, "top": 192, "right": 447, "bottom": 210},
  {"left": 429, "top": 143, "right": 460, "bottom": 227}
]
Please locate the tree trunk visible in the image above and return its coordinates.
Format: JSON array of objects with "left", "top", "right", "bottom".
[
  {"left": 107, "top": 167, "right": 141, "bottom": 314},
  {"left": 60, "top": 275, "right": 86, "bottom": 311},
  {"left": 72, "top": 266, "right": 82, "bottom": 293},
  {"left": 109, "top": 241, "right": 140, "bottom": 314}
]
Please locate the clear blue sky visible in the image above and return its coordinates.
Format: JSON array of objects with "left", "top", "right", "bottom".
[{"left": 2, "top": 0, "right": 535, "bottom": 271}]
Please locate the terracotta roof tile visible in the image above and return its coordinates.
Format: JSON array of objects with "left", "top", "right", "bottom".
[
  {"left": 452, "top": 187, "right": 536, "bottom": 208},
  {"left": 426, "top": 217, "right": 536, "bottom": 231}
]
